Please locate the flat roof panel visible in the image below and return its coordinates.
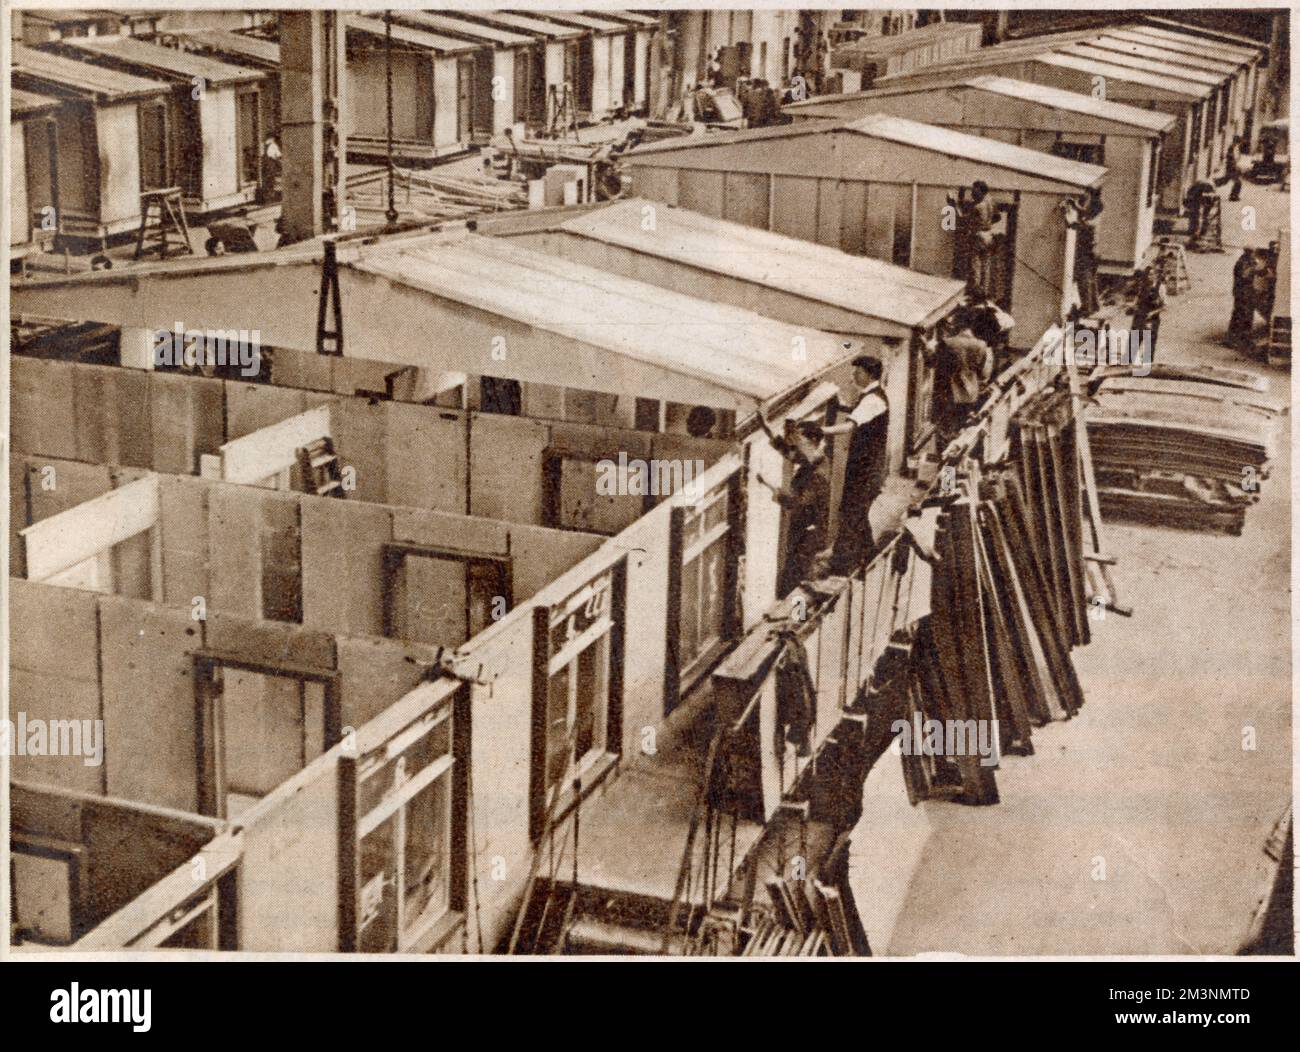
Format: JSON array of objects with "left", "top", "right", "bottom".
[
  {"left": 59, "top": 35, "right": 264, "bottom": 85},
  {"left": 553, "top": 199, "right": 965, "bottom": 331},
  {"left": 11, "top": 87, "right": 63, "bottom": 117},
  {"left": 399, "top": 12, "right": 533, "bottom": 47},
  {"left": 464, "top": 11, "right": 583, "bottom": 40},
  {"left": 1108, "top": 27, "right": 1252, "bottom": 66},
  {"left": 1036, "top": 53, "right": 1211, "bottom": 99},
  {"left": 537, "top": 12, "right": 628, "bottom": 34},
  {"left": 182, "top": 29, "right": 281, "bottom": 68},
  {"left": 1094, "top": 33, "right": 1240, "bottom": 74},
  {"left": 1060, "top": 43, "right": 1225, "bottom": 86},
  {"left": 12, "top": 43, "right": 171, "bottom": 100},
  {"left": 346, "top": 15, "right": 478, "bottom": 55}
]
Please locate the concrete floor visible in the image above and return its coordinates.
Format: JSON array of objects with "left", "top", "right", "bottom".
[{"left": 884, "top": 177, "right": 1293, "bottom": 956}]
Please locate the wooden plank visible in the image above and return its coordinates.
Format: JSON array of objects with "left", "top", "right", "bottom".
[
  {"left": 21, "top": 475, "right": 160, "bottom": 582},
  {"left": 218, "top": 403, "right": 332, "bottom": 484}
]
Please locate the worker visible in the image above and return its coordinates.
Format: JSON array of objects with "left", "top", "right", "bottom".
[
  {"left": 1228, "top": 247, "right": 1258, "bottom": 347},
  {"left": 1218, "top": 136, "right": 1245, "bottom": 202},
  {"left": 931, "top": 320, "right": 994, "bottom": 451},
  {"left": 260, "top": 134, "right": 281, "bottom": 203},
  {"left": 951, "top": 181, "right": 996, "bottom": 295},
  {"left": 822, "top": 356, "right": 889, "bottom": 573},
  {"left": 89, "top": 254, "right": 113, "bottom": 271},
  {"left": 1129, "top": 265, "right": 1167, "bottom": 370},
  {"left": 1066, "top": 190, "right": 1104, "bottom": 317},
  {"left": 1252, "top": 246, "right": 1277, "bottom": 332},
  {"left": 758, "top": 416, "right": 832, "bottom": 596},
  {"left": 1184, "top": 180, "right": 1217, "bottom": 238},
  {"left": 204, "top": 236, "right": 227, "bottom": 257},
  {"left": 685, "top": 406, "right": 718, "bottom": 439}
]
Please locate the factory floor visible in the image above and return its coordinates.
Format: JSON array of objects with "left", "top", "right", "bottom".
[{"left": 882, "top": 178, "right": 1293, "bottom": 956}]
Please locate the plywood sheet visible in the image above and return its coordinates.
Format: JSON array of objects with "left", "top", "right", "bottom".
[
  {"left": 328, "top": 399, "right": 387, "bottom": 504},
  {"left": 205, "top": 484, "right": 263, "bottom": 619},
  {"left": 73, "top": 364, "right": 152, "bottom": 467},
  {"left": 99, "top": 596, "right": 203, "bottom": 811},
  {"left": 336, "top": 635, "right": 441, "bottom": 729},
  {"left": 150, "top": 371, "right": 225, "bottom": 475},
  {"left": 158, "top": 476, "right": 210, "bottom": 606},
  {"left": 300, "top": 497, "right": 392, "bottom": 637},
  {"left": 723, "top": 170, "right": 769, "bottom": 229},
  {"left": 224, "top": 381, "right": 309, "bottom": 440},
  {"left": 384, "top": 403, "right": 468, "bottom": 513},
  {"left": 469, "top": 413, "right": 549, "bottom": 524},
  {"left": 12, "top": 357, "right": 77, "bottom": 460},
  {"left": 205, "top": 611, "right": 336, "bottom": 671}
]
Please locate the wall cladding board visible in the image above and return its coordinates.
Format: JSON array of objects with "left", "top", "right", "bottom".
[
  {"left": 12, "top": 356, "right": 78, "bottom": 460},
  {"left": 384, "top": 402, "right": 469, "bottom": 513},
  {"left": 158, "top": 476, "right": 210, "bottom": 607},
  {"left": 469, "top": 412, "right": 550, "bottom": 524},
  {"left": 149, "top": 371, "right": 225, "bottom": 475},
  {"left": 336, "top": 635, "right": 440, "bottom": 730},
  {"left": 205, "top": 484, "right": 266, "bottom": 620},
  {"left": 329, "top": 399, "right": 388, "bottom": 504},
  {"left": 300, "top": 497, "right": 393, "bottom": 637},
  {"left": 73, "top": 364, "right": 152, "bottom": 468},
  {"left": 8, "top": 581, "right": 104, "bottom": 794},
  {"left": 98, "top": 595, "right": 203, "bottom": 811},
  {"left": 225, "top": 381, "right": 313, "bottom": 441}
]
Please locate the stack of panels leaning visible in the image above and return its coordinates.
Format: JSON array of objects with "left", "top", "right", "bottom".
[
  {"left": 1086, "top": 367, "right": 1280, "bottom": 535},
  {"left": 899, "top": 388, "right": 1088, "bottom": 806}
]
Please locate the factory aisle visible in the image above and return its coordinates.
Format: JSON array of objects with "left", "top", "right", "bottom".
[{"left": 884, "top": 179, "right": 1292, "bottom": 956}]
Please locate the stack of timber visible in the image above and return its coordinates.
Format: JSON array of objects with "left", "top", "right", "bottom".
[
  {"left": 903, "top": 390, "right": 1088, "bottom": 806},
  {"left": 346, "top": 165, "right": 526, "bottom": 225},
  {"left": 1086, "top": 371, "right": 1280, "bottom": 535}
]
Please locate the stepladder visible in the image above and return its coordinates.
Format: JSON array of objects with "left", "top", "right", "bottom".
[{"left": 134, "top": 188, "right": 194, "bottom": 260}]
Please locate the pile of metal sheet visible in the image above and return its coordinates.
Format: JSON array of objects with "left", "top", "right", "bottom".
[{"left": 1087, "top": 369, "right": 1280, "bottom": 535}]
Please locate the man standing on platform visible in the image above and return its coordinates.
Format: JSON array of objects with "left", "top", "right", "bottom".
[{"left": 822, "top": 356, "right": 889, "bottom": 574}]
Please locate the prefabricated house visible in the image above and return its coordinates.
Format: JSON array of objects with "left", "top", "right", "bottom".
[
  {"left": 623, "top": 114, "right": 1106, "bottom": 346},
  {"left": 10, "top": 89, "right": 63, "bottom": 265},
  {"left": 590, "top": 10, "right": 659, "bottom": 114},
  {"left": 830, "top": 18, "right": 984, "bottom": 89},
  {"left": 343, "top": 15, "right": 481, "bottom": 163},
  {"left": 457, "top": 11, "right": 585, "bottom": 127},
  {"left": 10, "top": 230, "right": 910, "bottom": 953},
  {"left": 785, "top": 75, "right": 1175, "bottom": 273},
  {"left": 393, "top": 11, "right": 535, "bottom": 139},
  {"left": 875, "top": 50, "right": 1215, "bottom": 216},
  {"left": 11, "top": 44, "right": 172, "bottom": 244},
  {"left": 178, "top": 28, "right": 282, "bottom": 143},
  {"left": 479, "top": 198, "right": 967, "bottom": 471},
  {"left": 49, "top": 35, "right": 270, "bottom": 216},
  {"left": 534, "top": 11, "right": 632, "bottom": 117}
]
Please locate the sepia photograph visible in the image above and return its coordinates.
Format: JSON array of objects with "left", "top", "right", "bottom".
[{"left": 0, "top": 0, "right": 1293, "bottom": 994}]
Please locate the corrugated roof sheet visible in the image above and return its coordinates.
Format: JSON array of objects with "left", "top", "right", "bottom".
[
  {"left": 182, "top": 29, "right": 281, "bottom": 68},
  {"left": 1060, "top": 43, "right": 1224, "bottom": 86},
  {"left": 353, "top": 233, "right": 857, "bottom": 406},
  {"left": 629, "top": 112, "right": 1105, "bottom": 188},
  {"left": 12, "top": 43, "right": 170, "bottom": 100},
  {"left": 551, "top": 199, "right": 964, "bottom": 331},
  {"left": 1035, "top": 53, "right": 1211, "bottom": 98},
  {"left": 538, "top": 11, "right": 628, "bottom": 33},
  {"left": 465, "top": 11, "right": 584, "bottom": 39},
  {"left": 346, "top": 15, "right": 478, "bottom": 55},
  {"left": 399, "top": 12, "right": 533, "bottom": 47},
  {"left": 966, "top": 75, "right": 1175, "bottom": 132},
  {"left": 59, "top": 35, "right": 264, "bottom": 86},
  {"left": 10, "top": 88, "right": 63, "bottom": 117}
]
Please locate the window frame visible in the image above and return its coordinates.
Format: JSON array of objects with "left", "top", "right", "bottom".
[
  {"left": 338, "top": 685, "right": 468, "bottom": 953},
  {"left": 529, "top": 560, "right": 626, "bottom": 841},
  {"left": 380, "top": 540, "right": 513, "bottom": 644}
]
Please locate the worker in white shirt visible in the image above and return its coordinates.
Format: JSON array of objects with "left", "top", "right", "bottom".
[{"left": 822, "top": 356, "right": 890, "bottom": 573}]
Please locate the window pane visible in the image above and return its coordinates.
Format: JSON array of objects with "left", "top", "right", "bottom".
[
  {"left": 698, "top": 540, "right": 726, "bottom": 651},
  {"left": 575, "top": 637, "right": 608, "bottom": 765},
  {"left": 358, "top": 815, "right": 398, "bottom": 953},
  {"left": 402, "top": 772, "right": 451, "bottom": 939},
  {"left": 679, "top": 556, "right": 701, "bottom": 667},
  {"left": 546, "top": 668, "right": 571, "bottom": 790}
]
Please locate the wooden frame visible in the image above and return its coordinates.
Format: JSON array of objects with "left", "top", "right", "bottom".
[
  {"left": 193, "top": 649, "right": 342, "bottom": 819},
  {"left": 664, "top": 474, "right": 743, "bottom": 713},
  {"left": 234, "top": 85, "right": 262, "bottom": 189},
  {"left": 11, "top": 835, "right": 84, "bottom": 945},
  {"left": 541, "top": 447, "right": 657, "bottom": 535},
  {"left": 380, "top": 541, "right": 513, "bottom": 643},
  {"left": 528, "top": 559, "right": 626, "bottom": 841},
  {"left": 337, "top": 684, "right": 468, "bottom": 953}
]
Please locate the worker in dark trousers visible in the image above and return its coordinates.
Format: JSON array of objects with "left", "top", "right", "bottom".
[
  {"left": 1217, "top": 137, "right": 1244, "bottom": 202},
  {"left": 951, "top": 181, "right": 996, "bottom": 295},
  {"left": 1129, "top": 266, "right": 1167, "bottom": 370},
  {"left": 1185, "top": 180, "right": 1217, "bottom": 238},
  {"left": 1066, "top": 190, "right": 1104, "bottom": 316},
  {"left": 1228, "top": 248, "right": 1258, "bottom": 348},
  {"left": 822, "top": 356, "right": 889, "bottom": 574},
  {"left": 758, "top": 417, "right": 832, "bottom": 596}
]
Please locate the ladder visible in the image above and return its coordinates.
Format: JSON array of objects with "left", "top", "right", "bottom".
[
  {"left": 1154, "top": 239, "right": 1191, "bottom": 295},
  {"left": 545, "top": 83, "right": 578, "bottom": 140},
  {"left": 296, "top": 437, "right": 346, "bottom": 498},
  {"left": 134, "top": 188, "right": 193, "bottom": 261},
  {"left": 1189, "top": 195, "right": 1224, "bottom": 253}
]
